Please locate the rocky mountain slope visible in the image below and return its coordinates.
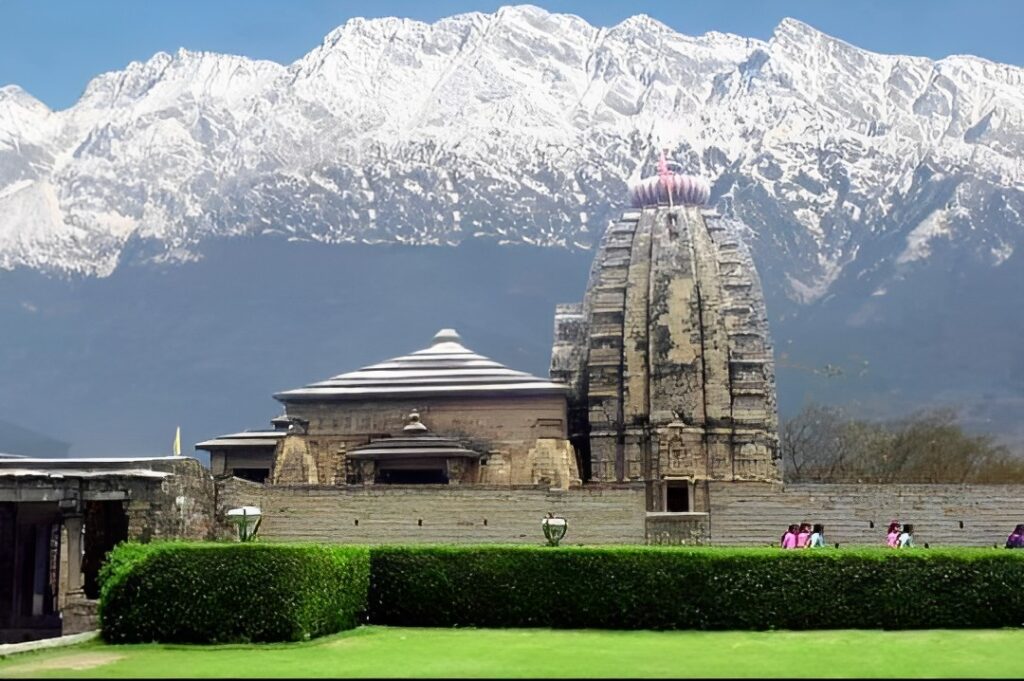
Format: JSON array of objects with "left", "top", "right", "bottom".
[{"left": 1, "top": 5, "right": 1022, "bottom": 453}]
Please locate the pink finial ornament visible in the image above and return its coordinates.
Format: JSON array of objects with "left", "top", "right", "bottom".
[{"left": 629, "top": 149, "right": 711, "bottom": 208}]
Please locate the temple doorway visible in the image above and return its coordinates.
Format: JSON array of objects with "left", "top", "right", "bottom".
[
  {"left": 81, "top": 501, "right": 128, "bottom": 599},
  {"left": 0, "top": 502, "right": 62, "bottom": 643},
  {"left": 375, "top": 468, "right": 449, "bottom": 484}
]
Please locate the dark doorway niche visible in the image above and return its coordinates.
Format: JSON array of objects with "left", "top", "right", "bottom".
[
  {"left": 665, "top": 482, "right": 690, "bottom": 513},
  {"left": 1, "top": 502, "right": 61, "bottom": 642},
  {"left": 376, "top": 468, "right": 448, "bottom": 485},
  {"left": 82, "top": 501, "right": 128, "bottom": 599},
  {"left": 232, "top": 468, "right": 270, "bottom": 483}
]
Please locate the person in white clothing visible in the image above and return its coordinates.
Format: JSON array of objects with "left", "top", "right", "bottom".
[{"left": 897, "top": 523, "right": 915, "bottom": 548}]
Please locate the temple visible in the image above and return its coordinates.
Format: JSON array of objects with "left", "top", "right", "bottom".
[
  {"left": 551, "top": 156, "right": 780, "bottom": 512},
  {"left": 198, "top": 328, "right": 580, "bottom": 489},
  {"left": 198, "top": 157, "right": 779, "bottom": 507},
  {"left": 5, "top": 155, "right": 1024, "bottom": 645}
]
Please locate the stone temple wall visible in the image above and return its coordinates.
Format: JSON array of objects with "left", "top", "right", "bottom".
[
  {"left": 706, "top": 482, "right": 1024, "bottom": 547},
  {"left": 214, "top": 476, "right": 1024, "bottom": 548},
  {"left": 276, "top": 395, "right": 572, "bottom": 487},
  {"left": 217, "top": 477, "right": 646, "bottom": 544}
]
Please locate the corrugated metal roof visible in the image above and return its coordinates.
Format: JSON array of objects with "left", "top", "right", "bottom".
[{"left": 274, "top": 328, "right": 567, "bottom": 402}]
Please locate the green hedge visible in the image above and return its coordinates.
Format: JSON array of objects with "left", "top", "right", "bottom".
[
  {"left": 100, "top": 544, "right": 1024, "bottom": 641},
  {"left": 99, "top": 542, "right": 369, "bottom": 643},
  {"left": 368, "top": 546, "right": 1024, "bottom": 630}
]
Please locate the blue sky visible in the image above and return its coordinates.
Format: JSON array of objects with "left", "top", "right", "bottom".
[{"left": 2, "top": 0, "right": 1023, "bottom": 111}]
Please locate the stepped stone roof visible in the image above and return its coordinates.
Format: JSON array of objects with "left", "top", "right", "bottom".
[
  {"left": 274, "top": 328, "right": 567, "bottom": 402},
  {"left": 347, "top": 412, "right": 480, "bottom": 461}
]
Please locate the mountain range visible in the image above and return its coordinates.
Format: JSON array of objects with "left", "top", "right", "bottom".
[{"left": 1, "top": 5, "right": 1022, "bottom": 456}]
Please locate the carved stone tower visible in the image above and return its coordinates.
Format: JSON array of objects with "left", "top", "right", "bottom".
[{"left": 551, "top": 157, "right": 780, "bottom": 511}]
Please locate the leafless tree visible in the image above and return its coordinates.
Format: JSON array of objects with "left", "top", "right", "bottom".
[{"left": 781, "top": 403, "right": 1024, "bottom": 483}]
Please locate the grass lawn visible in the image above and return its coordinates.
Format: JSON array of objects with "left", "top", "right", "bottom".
[{"left": 1, "top": 626, "right": 1022, "bottom": 678}]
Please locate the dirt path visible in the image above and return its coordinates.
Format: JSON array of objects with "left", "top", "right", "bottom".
[{"left": 1, "top": 652, "right": 123, "bottom": 675}]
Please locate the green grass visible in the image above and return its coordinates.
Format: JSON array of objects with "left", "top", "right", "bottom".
[{"left": 2, "top": 626, "right": 1023, "bottom": 678}]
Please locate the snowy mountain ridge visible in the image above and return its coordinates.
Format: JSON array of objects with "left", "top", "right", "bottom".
[{"left": 1, "top": 5, "right": 1024, "bottom": 307}]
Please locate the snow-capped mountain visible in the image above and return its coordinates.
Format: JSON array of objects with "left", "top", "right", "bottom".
[
  {"left": 1, "top": 5, "right": 1023, "bottom": 454},
  {"left": 3, "top": 6, "right": 1022, "bottom": 297}
]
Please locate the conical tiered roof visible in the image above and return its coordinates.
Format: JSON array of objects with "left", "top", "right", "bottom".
[{"left": 274, "top": 329, "right": 567, "bottom": 402}]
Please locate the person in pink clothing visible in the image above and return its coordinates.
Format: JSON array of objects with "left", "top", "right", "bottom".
[
  {"left": 886, "top": 521, "right": 901, "bottom": 548},
  {"left": 781, "top": 524, "right": 799, "bottom": 549},
  {"left": 796, "top": 523, "right": 812, "bottom": 548}
]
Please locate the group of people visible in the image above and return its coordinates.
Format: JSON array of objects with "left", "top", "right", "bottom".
[
  {"left": 885, "top": 521, "right": 915, "bottom": 548},
  {"left": 780, "top": 523, "right": 826, "bottom": 549},
  {"left": 778, "top": 520, "right": 1024, "bottom": 549}
]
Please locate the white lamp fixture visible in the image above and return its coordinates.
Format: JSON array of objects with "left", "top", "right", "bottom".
[
  {"left": 541, "top": 514, "right": 568, "bottom": 547},
  {"left": 226, "top": 506, "right": 262, "bottom": 542}
]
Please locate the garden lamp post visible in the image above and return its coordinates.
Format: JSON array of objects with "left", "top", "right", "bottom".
[
  {"left": 541, "top": 513, "right": 567, "bottom": 547},
  {"left": 227, "top": 506, "right": 262, "bottom": 542}
]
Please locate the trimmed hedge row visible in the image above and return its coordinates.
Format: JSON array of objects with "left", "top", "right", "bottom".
[
  {"left": 368, "top": 545, "right": 1024, "bottom": 630},
  {"left": 99, "top": 542, "right": 369, "bottom": 643},
  {"left": 100, "top": 544, "right": 1024, "bottom": 642}
]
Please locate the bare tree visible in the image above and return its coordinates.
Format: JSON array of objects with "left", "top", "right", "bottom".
[{"left": 780, "top": 403, "right": 1024, "bottom": 483}]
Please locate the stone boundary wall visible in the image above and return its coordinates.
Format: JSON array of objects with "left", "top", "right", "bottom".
[
  {"left": 217, "top": 479, "right": 647, "bottom": 545},
  {"left": 708, "top": 482, "right": 1024, "bottom": 547}
]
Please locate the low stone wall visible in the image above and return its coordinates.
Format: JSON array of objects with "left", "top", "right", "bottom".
[
  {"left": 214, "top": 478, "right": 1024, "bottom": 547},
  {"left": 645, "top": 513, "right": 710, "bottom": 545},
  {"left": 61, "top": 596, "right": 98, "bottom": 635},
  {"left": 129, "top": 458, "right": 218, "bottom": 542},
  {"left": 708, "top": 482, "right": 1024, "bottom": 547},
  {"left": 217, "top": 479, "right": 646, "bottom": 545}
]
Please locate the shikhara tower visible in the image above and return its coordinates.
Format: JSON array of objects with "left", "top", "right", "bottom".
[{"left": 551, "top": 154, "right": 780, "bottom": 512}]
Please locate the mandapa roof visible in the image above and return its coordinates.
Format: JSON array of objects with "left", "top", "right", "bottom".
[
  {"left": 274, "top": 328, "right": 567, "bottom": 402},
  {"left": 348, "top": 411, "right": 480, "bottom": 461},
  {"left": 194, "top": 430, "right": 284, "bottom": 450},
  {"left": 347, "top": 436, "right": 481, "bottom": 461}
]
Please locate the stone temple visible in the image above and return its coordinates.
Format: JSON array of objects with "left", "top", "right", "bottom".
[
  {"left": 195, "top": 159, "right": 778, "bottom": 510},
  {"left": 551, "top": 159, "right": 780, "bottom": 512},
  {"left": 6, "top": 156, "right": 1024, "bottom": 644},
  {"left": 197, "top": 328, "right": 580, "bottom": 489}
]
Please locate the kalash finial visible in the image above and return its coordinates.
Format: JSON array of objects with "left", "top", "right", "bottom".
[
  {"left": 629, "top": 148, "right": 711, "bottom": 209},
  {"left": 432, "top": 328, "right": 462, "bottom": 345},
  {"left": 403, "top": 410, "right": 429, "bottom": 434}
]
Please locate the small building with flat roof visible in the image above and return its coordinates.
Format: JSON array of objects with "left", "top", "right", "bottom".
[{"left": 0, "top": 456, "right": 214, "bottom": 643}]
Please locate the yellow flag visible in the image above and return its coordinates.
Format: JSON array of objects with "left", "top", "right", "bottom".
[{"left": 173, "top": 426, "right": 181, "bottom": 456}]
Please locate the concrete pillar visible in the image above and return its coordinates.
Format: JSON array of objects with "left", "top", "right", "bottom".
[{"left": 62, "top": 514, "right": 83, "bottom": 594}]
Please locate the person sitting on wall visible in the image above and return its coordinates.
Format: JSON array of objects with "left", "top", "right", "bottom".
[
  {"left": 897, "top": 523, "right": 915, "bottom": 548},
  {"left": 781, "top": 524, "right": 799, "bottom": 549},
  {"left": 796, "top": 522, "right": 812, "bottom": 548},
  {"left": 807, "top": 523, "right": 826, "bottom": 548},
  {"left": 886, "top": 521, "right": 901, "bottom": 548},
  {"left": 1006, "top": 524, "right": 1024, "bottom": 549}
]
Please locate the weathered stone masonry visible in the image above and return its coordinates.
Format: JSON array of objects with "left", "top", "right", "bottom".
[
  {"left": 552, "top": 205, "right": 780, "bottom": 512},
  {"left": 0, "top": 457, "right": 214, "bottom": 642},
  {"left": 217, "top": 477, "right": 647, "bottom": 545},
  {"left": 707, "top": 482, "right": 1024, "bottom": 547}
]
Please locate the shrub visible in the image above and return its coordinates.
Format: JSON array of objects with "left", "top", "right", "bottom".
[
  {"left": 99, "top": 542, "right": 369, "bottom": 643},
  {"left": 100, "top": 544, "right": 1024, "bottom": 640},
  {"left": 368, "top": 545, "right": 1024, "bottom": 630}
]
